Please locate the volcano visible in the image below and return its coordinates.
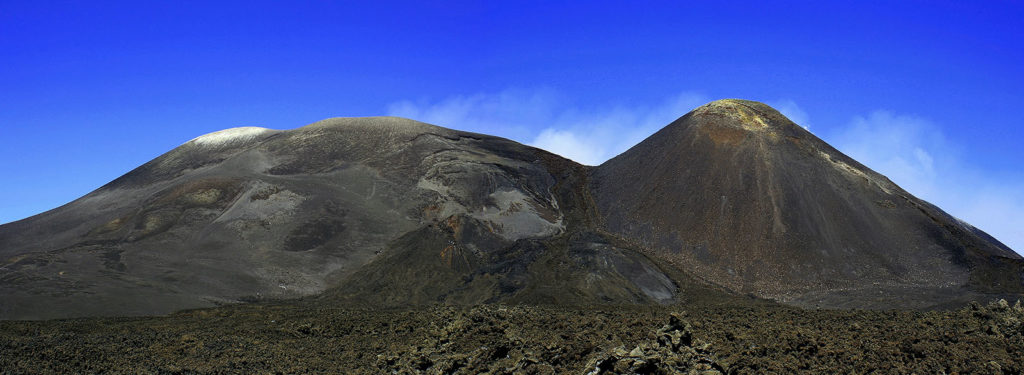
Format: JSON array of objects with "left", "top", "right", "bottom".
[
  {"left": 592, "top": 99, "right": 1022, "bottom": 308},
  {"left": 1, "top": 99, "right": 1021, "bottom": 319}
]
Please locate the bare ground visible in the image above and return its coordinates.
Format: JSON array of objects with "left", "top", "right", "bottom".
[{"left": 2, "top": 298, "right": 1023, "bottom": 374}]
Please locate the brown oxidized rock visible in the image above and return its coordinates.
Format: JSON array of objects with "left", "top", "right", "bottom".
[{"left": 592, "top": 99, "right": 1024, "bottom": 309}]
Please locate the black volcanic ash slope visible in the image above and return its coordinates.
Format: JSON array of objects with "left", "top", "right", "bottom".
[
  {"left": 1, "top": 100, "right": 1021, "bottom": 319},
  {"left": 0, "top": 117, "right": 683, "bottom": 319},
  {"left": 592, "top": 99, "right": 1023, "bottom": 308}
]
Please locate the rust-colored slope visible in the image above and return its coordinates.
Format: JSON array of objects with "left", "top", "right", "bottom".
[{"left": 592, "top": 99, "right": 1022, "bottom": 307}]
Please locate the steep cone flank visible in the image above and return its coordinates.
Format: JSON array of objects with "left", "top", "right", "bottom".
[
  {"left": 593, "top": 99, "right": 1022, "bottom": 307},
  {"left": 1, "top": 100, "right": 1021, "bottom": 319}
]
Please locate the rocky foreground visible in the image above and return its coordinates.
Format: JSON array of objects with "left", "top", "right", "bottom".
[{"left": 2, "top": 299, "right": 1023, "bottom": 374}]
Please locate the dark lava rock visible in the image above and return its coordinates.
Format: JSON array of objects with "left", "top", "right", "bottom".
[
  {"left": 584, "top": 313, "right": 725, "bottom": 374},
  {"left": 2, "top": 301, "right": 1023, "bottom": 373}
]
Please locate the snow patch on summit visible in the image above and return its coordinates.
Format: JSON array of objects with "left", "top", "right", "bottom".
[{"left": 190, "top": 127, "right": 274, "bottom": 146}]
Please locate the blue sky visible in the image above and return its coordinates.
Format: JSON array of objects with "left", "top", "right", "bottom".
[{"left": 1, "top": 1, "right": 1022, "bottom": 253}]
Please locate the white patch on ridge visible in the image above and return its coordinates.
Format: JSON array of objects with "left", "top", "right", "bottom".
[
  {"left": 952, "top": 215, "right": 977, "bottom": 232},
  {"left": 818, "top": 150, "right": 894, "bottom": 195},
  {"left": 189, "top": 127, "right": 273, "bottom": 146}
]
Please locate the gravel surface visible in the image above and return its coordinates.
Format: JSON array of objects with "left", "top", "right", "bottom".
[{"left": 2, "top": 299, "right": 1022, "bottom": 374}]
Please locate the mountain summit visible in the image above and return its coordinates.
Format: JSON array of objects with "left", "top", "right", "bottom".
[
  {"left": 594, "top": 99, "right": 1021, "bottom": 307},
  {"left": 1, "top": 100, "right": 1020, "bottom": 319}
]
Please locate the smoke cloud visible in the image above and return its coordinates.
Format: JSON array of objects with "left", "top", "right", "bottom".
[{"left": 389, "top": 90, "right": 709, "bottom": 165}]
